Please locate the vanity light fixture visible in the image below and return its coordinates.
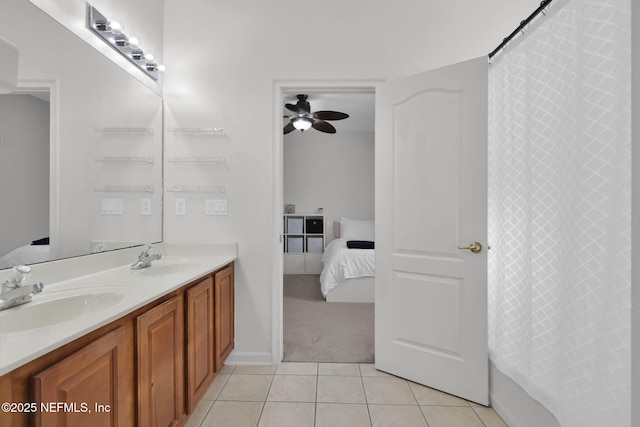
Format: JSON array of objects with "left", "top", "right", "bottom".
[{"left": 87, "top": 4, "right": 165, "bottom": 81}]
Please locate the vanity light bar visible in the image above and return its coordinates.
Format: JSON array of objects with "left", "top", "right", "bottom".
[{"left": 87, "top": 4, "right": 164, "bottom": 81}]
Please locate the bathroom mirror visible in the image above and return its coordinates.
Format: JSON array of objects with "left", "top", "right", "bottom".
[{"left": 0, "top": 0, "right": 163, "bottom": 269}]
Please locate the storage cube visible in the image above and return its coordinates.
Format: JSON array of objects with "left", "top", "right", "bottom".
[
  {"left": 305, "top": 218, "right": 324, "bottom": 234},
  {"left": 306, "top": 236, "right": 324, "bottom": 253},
  {"left": 287, "top": 236, "right": 304, "bottom": 253},
  {"left": 287, "top": 217, "right": 304, "bottom": 234}
]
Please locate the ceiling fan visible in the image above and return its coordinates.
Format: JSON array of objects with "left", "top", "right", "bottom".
[{"left": 283, "top": 94, "right": 349, "bottom": 134}]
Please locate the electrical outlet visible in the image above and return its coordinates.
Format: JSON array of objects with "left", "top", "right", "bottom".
[
  {"left": 175, "top": 198, "right": 186, "bottom": 216},
  {"left": 141, "top": 198, "right": 152, "bottom": 216}
]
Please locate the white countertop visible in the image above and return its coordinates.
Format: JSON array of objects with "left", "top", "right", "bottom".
[{"left": 0, "top": 243, "right": 237, "bottom": 376}]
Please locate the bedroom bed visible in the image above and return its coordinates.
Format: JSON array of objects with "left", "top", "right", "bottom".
[
  {"left": 320, "top": 219, "right": 375, "bottom": 303},
  {"left": 0, "top": 241, "right": 51, "bottom": 269}
]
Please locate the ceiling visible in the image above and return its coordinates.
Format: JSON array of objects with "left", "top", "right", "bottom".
[{"left": 283, "top": 92, "right": 375, "bottom": 134}]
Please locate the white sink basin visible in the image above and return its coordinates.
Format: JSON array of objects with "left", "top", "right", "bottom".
[
  {"left": 0, "top": 289, "right": 125, "bottom": 333},
  {"left": 134, "top": 262, "right": 203, "bottom": 276}
]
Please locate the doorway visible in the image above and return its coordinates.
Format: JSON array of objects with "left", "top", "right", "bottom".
[
  {"left": 274, "top": 82, "right": 378, "bottom": 363},
  {"left": 0, "top": 83, "right": 53, "bottom": 267}
]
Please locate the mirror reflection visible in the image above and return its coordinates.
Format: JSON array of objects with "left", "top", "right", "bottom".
[{"left": 0, "top": 0, "right": 163, "bottom": 269}]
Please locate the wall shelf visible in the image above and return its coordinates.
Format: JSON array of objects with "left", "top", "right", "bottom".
[
  {"left": 168, "top": 185, "right": 226, "bottom": 193},
  {"left": 95, "top": 156, "right": 155, "bottom": 164},
  {"left": 168, "top": 127, "right": 227, "bottom": 136},
  {"left": 95, "top": 127, "right": 155, "bottom": 135},
  {"left": 95, "top": 185, "right": 154, "bottom": 193},
  {"left": 167, "top": 157, "right": 225, "bottom": 165}
]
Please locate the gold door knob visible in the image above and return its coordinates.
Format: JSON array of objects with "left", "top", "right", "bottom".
[{"left": 458, "top": 241, "right": 482, "bottom": 253}]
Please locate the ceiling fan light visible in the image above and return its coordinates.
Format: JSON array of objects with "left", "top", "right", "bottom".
[{"left": 292, "top": 117, "right": 312, "bottom": 131}]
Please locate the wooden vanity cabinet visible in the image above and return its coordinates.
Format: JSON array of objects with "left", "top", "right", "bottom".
[
  {"left": 137, "top": 295, "right": 185, "bottom": 427},
  {"left": 185, "top": 277, "right": 215, "bottom": 413},
  {"left": 0, "top": 262, "right": 234, "bottom": 427},
  {"left": 214, "top": 264, "right": 234, "bottom": 371}
]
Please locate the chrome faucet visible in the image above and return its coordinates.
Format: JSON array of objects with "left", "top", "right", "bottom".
[
  {"left": 0, "top": 265, "right": 44, "bottom": 311},
  {"left": 131, "top": 244, "right": 163, "bottom": 270}
]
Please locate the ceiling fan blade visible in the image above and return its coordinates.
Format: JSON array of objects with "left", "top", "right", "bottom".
[
  {"left": 285, "top": 103, "right": 303, "bottom": 114},
  {"left": 313, "top": 111, "right": 349, "bottom": 121},
  {"left": 312, "top": 119, "right": 336, "bottom": 134},
  {"left": 283, "top": 122, "right": 296, "bottom": 134}
]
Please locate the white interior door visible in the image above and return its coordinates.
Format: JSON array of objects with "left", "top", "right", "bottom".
[{"left": 375, "top": 56, "right": 489, "bottom": 405}]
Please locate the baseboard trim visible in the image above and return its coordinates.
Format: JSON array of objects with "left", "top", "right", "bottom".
[
  {"left": 489, "top": 362, "right": 561, "bottom": 427},
  {"left": 490, "top": 391, "right": 518, "bottom": 427},
  {"left": 224, "top": 350, "right": 274, "bottom": 365}
]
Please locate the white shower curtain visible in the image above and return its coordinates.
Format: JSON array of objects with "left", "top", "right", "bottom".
[{"left": 487, "top": 1, "right": 630, "bottom": 426}]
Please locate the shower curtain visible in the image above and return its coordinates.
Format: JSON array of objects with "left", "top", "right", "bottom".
[{"left": 487, "top": 1, "right": 630, "bottom": 426}]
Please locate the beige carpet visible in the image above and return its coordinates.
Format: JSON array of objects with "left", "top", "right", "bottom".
[{"left": 283, "top": 274, "right": 374, "bottom": 363}]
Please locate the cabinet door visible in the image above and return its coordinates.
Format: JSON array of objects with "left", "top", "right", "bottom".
[
  {"left": 186, "top": 277, "right": 215, "bottom": 413},
  {"left": 137, "top": 295, "right": 184, "bottom": 427},
  {"left": 33, "top": 326, "right": 131, "bottom": 427},
  {"left": 214, "top": 264, "right": 234, "bottom": 371}
]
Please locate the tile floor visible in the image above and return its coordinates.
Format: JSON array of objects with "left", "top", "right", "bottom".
[{"left": 185, "top": 363, "right": 508, "bottom": 427}]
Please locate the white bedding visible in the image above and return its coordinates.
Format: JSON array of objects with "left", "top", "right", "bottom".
[
  {"left": 320, "top": 238, "right": 375, "bottom": 298},
  {"left": 0, "top": 244, "right": 51, "bottom": 269}
]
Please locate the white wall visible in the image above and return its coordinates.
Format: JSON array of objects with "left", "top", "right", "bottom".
[
  {"left": 284, "top": 131, "right": 374, "bottom": 244},
  {"left": 162, "top": 0, "right": 538, "bottom": 363},
  {"left": 631, "top": 2, "right": 639, "bottom": 426},
  {"left": 0, "top": 94, "right": 49, "bottom": 256}
]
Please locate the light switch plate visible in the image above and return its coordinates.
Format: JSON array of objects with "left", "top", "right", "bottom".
[
  {"left": 205, "top": 199, "right": 227, "bottom": 216},
  {"left": 141, "top": 198, "right": 152, "bottom": 216},
  {"left": 175, "top": 198, "right": 186, "bottom": 216},
  {"left": 101, "top": 199, "right": 123, "bottom": 215}
]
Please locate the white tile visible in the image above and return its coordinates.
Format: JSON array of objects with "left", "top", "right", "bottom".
[
  {"left": 359, "top": 364, "right": 395, "bottom": 378},
  {"left": 316, "top": 403, "right": 371, "bottom": 427},
  {"left": 203, "top": 373, "right": 230, "bottom": 400},
  {"left": 217, "top": 374, "right": 273, "bottom": 401},
  {"left": 421, "top": 406, "right": 484, "bottom": 427},
  {"left": 317, "top": 376, "right": 367, "bottom": 404},
  {"left": 319, "top": 362, "right": 362, "bottom": 376},
  {"left": 363, "top": 377, "right": 417, "bottom": 405},
  {"left": 233, "top": 365, "right": 278, "bottom": 375},
  {"left": 184, "top": 398, "right": 214, "bottom": 427},
  {"left": 368, "top": 404, "right": 428, "bottom": 426},
  {"left": 267, "top": 375, "right": 317, "bottom": 402},
  {"left": 472, "top": 406, "right": 509, "bottom": 427},
  {"left": 200, "top": 401, "right": 263, "bottom": 427},
  {"left": 408, "top": 382, "right": 469, "bottom": 406},
  {"left": 276, "top": 362, "right": 318, "bottom": 375},
  {"left": 219, "top": 365, "right": 235, "bottom": 374},
  {"left": 258, "top": 402, "right": 315, "bottom": 427}
]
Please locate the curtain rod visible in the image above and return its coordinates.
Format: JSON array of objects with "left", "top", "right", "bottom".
[{"left": 488, "top": 0, "right": 554, "bottom": 60}]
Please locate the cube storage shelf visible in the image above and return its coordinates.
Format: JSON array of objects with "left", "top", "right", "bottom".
[{"left": 283, "top": 214, "right": 324, "bottom": 274}]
